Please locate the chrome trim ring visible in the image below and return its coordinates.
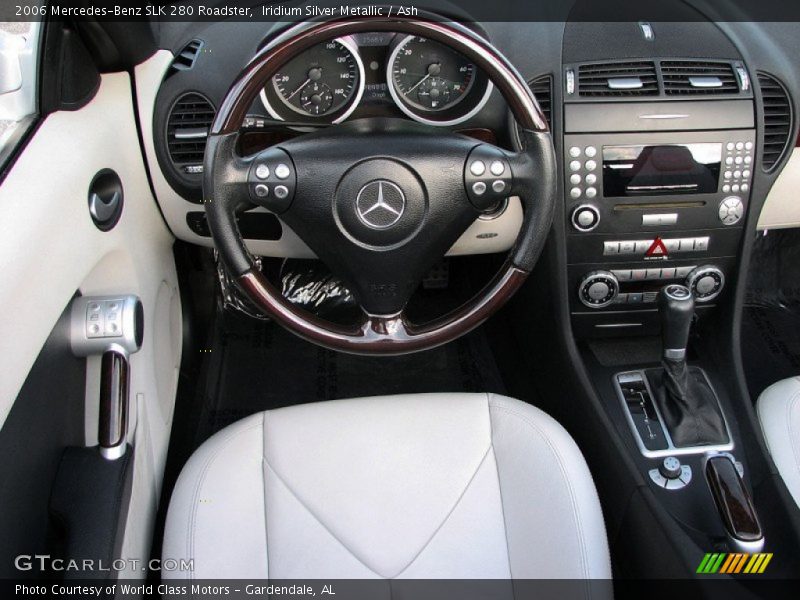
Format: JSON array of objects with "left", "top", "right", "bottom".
[{"left": 259, "top": 35, "right": 366, "bottom": 124}]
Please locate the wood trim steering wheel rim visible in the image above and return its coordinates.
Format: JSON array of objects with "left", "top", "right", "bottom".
[{"left": 207, "top": 15, "right": 554, "bottom": 355}]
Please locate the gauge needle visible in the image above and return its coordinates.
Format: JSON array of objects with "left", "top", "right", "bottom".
[
  {"left": 406, "top": 62, "right": 442, "bottom": 93},
  {"left": 287, "top": 78, "right": 311, "bottom": 100},
  {"left": 406, "top": 73, "right": 430, "bottom": 93}
]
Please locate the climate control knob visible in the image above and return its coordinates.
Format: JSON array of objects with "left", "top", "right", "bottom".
[
  {"left": 571, "top": 204, "right": 601, "bottom": 232},
  {"left": 578, "top": 271, "right": 619, "bottom": 308},
  {"left": 686, "top": 265, "right": 725, "bottom": 302}
]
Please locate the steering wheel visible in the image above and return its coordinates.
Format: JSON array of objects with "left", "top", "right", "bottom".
[{"left": 205, "top": 16, "right": 556, "bottom": 355}]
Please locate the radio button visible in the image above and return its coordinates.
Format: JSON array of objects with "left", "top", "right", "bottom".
[
  {"left": 570, "top": 187, "right": 582, "bottom": 199},
  {"left": 734, "top": 156, "right": 743, "bottom": 165},
  {"left": 732, "top": 184, "right": 740, "bottom": 193},
  {"left": 585, "top": 160, "right": 597, "bottom": 171},
  {"left": 676, "top": 266, "right": 696, "bottom": 278},
  {"left": 736, "top": 142, "right": 744, "bottom": 150},
  {"left": 678, "top": 238, "right": 696, "bottom": 252},
  {"left": 620, "top": 241, "right": 637, "bottom": 254},
  {"left": 586, "top": 187, "right": 597, "bottom": 199},
  {"left": 694, "top": 237, "right": 710, "bottom": 251},
  {"left": 660, "top": 267, "right": 676, "bottom": 279},
  {"left": 722, "top": 184, "right": 730, "bottom": 193},
  {"left": 631, "top": 269, "right": 647, "bottom": 281},
  {"left": 585, "top": 146, "right": 597, "bottom": 158},
  {"left": 742, "top": 169, "right": 751, "bottom": 179},
  {"left": 744, "top": 155, "right": 752, "bottom": 164},
  {"left": 725, "top": 157, "right": 734, "bottom": 166},
  {"left": 634, "top": 240, "right": 653, "bottom": 253},
  {"left": 724, "top": 171, "right": 733, "bottom": 180},
  {"left": 570, "top": 160, "right": 581, "bottom": 172},
  {"left": 664, "top": 239, "right": 681, "bottom": 252},
  {"left": 604, "top": 242, "right": 620, "bottom": 255},
  {"left": 570, "top": 174, "right": 582, "bottom": 185},
  {"left": 585, "top": 173, "right": 597, "bottom": 185},
  {"left": 569, "top": 146, "right": 581, "bottom": 158},
  {"left": 734, "top": 170, "right": 742, "bottom": 179},
  {"left": 726, "top": 142, "right": 735, "bottom": 150},
  {"left": 615, "top": 293, "right": 629, "bottom": 305},
  {"left": 646, "top": 268, "right": 662, "bottom": 280},
  {"left": 628, "top": 293, "right": 644, "bottom": 304},
  {"left": 642, "top": 213, "right": 678, "bottom": 226},
  {"left": 745, "top": 141, "right": 753, "bottom": 150},
  {"left": 613, "top": 269, "right": 632, "bottom": 281},
  {"left": 741, "top": 183, "right": 749, "bottom": 192}
]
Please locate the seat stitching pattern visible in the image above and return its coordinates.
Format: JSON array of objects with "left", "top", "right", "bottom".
[
  {"left": 786, "top": 388, "right": 800, "bottom": 485},
  {"left": 392, "top": 444, "right": 493, "bottom": 578},
  {"left": 486, "top": 393, "right": 515, "bottom": 582},
  {"left": 489, "top": 402, "right": 596, "bottom": 587},
  {"left": 186, "top": 421, "right": 262, "bottom": 580},
  {"left": 262, "top": 412, "right": 270, "bottom": 579},
  {"left": 263, "top": 459, "right": 384, "bottom": 578},
  {"left": 264, "top": 445, "right": 494, "bottom": 579}
]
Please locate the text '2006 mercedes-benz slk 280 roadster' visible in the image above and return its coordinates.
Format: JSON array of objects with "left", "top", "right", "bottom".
[{"left": 1, "top": 1, "right": 800, "bottom": 598}]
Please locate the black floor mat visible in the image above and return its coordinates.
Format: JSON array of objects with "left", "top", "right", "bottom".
[
  {"left": 185, "top": 310, "right": 506, "bottom": 452},
  {"left": 741, "top": 303, "right": 800, "bottom": 400}
]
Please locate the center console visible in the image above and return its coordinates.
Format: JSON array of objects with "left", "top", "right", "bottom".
[{"left": 565, "top": 101, "right": 755, "bottom": 337}]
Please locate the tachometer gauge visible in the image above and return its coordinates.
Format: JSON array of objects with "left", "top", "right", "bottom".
[
  {"left": 390, "top": 36, "right": 475, "bottom": 112},
  {"left": 387, "top": 35, "right": 493, "bottom": 126},
  {"left": 263, "top": 37, "right": 364, "bottom": 122}
]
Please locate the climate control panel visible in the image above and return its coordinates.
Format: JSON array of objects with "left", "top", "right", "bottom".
[{"left": 578, "top": 265, "right": 726, "bottom": 309}]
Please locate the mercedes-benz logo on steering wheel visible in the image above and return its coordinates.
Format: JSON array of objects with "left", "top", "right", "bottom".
[{"left": 355, "top": 180, "right": 406, "bottom": 230}]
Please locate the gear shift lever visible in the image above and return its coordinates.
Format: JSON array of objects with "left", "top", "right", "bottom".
[
  {"left": 651, "top": 285, "right": 729, "bottom": 447},
  {"left": 658, "top": 285, "right": 694, "bottom": 361}
]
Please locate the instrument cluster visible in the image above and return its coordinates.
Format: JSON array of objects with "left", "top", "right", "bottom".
[{"left": 259, "top": 32, "right": 493, "bottom": 126}]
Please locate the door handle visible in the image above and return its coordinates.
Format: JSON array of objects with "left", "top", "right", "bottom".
[{"left": 87, "top": 169, "right": 124, "bottom": 230}]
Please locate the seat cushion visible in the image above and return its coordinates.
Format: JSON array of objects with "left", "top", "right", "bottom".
[
  {"left": 162, "top": 393, "right": 610, "bottom": 579},
  {"left": 757, "top": 377, "right": 800, "bottom": 508}
]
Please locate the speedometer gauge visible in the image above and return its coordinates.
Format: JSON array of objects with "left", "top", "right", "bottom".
[
  {"left": 262, "top": 37, "right": 365, "bottom": 122},
  {"left": 390, "top": 36, "right": 475, "bottom": 112}
]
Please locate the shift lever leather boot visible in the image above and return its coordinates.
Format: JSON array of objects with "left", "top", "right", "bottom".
[{"left": 651, "top": 285, "right": 728, "bottom": 447}]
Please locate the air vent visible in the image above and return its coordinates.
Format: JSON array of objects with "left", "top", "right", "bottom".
[
  {"left": 528, "top": 75, "right": 552, "bottom": 127},
  {"left": 578, "top": 61, "right": 658, "bottom": 97},
  {"left": 170, "top": 40, "right": 203, "bottom": 73},
  {"left": 661, "top": 61, "right": 738, "bottom": 95},
  {"left": 166, "top": 93, "right": 215, "bottom": 175},
  {"left": 757, "top": 73, "right": 793, "bottom": 171}
]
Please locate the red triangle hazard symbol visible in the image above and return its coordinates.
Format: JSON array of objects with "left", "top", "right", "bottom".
[{"left": 646, "top": 238, "right": 669, "bottom": 257}]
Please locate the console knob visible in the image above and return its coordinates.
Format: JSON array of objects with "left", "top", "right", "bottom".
[
  {"left": 578, "top": 271, "right": 619, "bottom": 308},
  {"left": 659, "top": 456, "right": 683, "bottom": 480},
  {"left": 718, "top": 196, "right": 744, "bottom": 226},
  {"left": 571, "top": 204, "right": 600, "bottom": 232},
  {"left": 686, "top": 265, "right": 725, "bottom": 302}
]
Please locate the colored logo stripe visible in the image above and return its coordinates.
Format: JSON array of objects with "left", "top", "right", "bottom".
[{"left": 697, "top": 553, "right": 773, "bottom": 574}]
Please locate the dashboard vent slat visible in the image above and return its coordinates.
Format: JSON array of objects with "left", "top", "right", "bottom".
[
  {"left": 757, "top": 73, "right": 793, "bottom": 172},
  {"left": 578, "top": 61, "right": 658, "bottom": 97},
  {"left": 528, "top": 75, "right": 552, "bottom": 128},
  {"left": 170, "top": 40, "right": 203, "bottom": 73},
  {"left": 166, "top": 93, "right": 215, "bottom": 174},
  {"left": 661, "top": 61, "right": 739, "bottom": 95}
]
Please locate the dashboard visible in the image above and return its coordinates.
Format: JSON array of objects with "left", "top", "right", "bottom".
[{"left": 139, "top": 17, "right": 800, "bottom": 336}]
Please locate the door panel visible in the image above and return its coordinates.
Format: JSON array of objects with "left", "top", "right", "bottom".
[{"left": 0, "top": 72, "right": 181, "bottom": 574}]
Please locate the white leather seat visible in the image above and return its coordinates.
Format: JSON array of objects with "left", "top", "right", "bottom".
[
  {"left": 163, "top": 393, "right": 610, "bottom": 579},
  {"left": 757, "top": 377, "right": 800, "bottom": 508}
]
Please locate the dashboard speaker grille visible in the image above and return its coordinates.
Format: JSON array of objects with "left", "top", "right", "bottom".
[
  {"left": 661, "top": 60, "right": 738, "bottom": 95},
  {"left": 578, "top": 61, "right": 658, "bottom": 97},
  {"left": 528, "top": 75, "right": 552, "bottom": 127},
  {"left": 166, "top": 93, "right": 215, "bottom": 174},
  {"left": 757, "top": 73, "right": 793, "bottom": 172}
]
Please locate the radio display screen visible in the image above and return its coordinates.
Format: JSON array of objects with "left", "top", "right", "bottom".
[{"left": 602, "top": 143, "right": 722, "bottom": 197}]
